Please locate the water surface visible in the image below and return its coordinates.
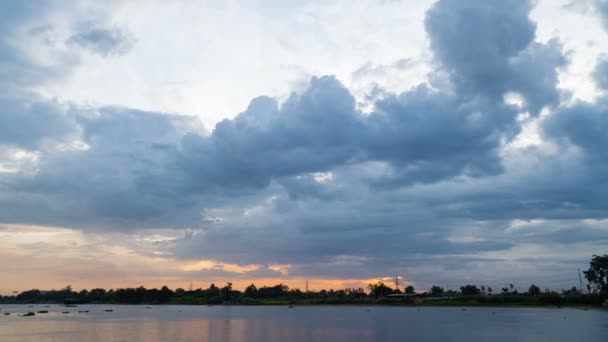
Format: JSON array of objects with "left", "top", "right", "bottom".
[{"left": 1, "top": 304, "right": 607, "bottom": 341}]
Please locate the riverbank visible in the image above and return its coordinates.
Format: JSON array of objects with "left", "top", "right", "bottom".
[{"left": 3, "top": 295, "right": 606, "bottom": 308}]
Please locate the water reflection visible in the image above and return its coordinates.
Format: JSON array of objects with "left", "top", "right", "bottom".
[{"left": 0, "top": 305, "right": 607, "bottom": 342}]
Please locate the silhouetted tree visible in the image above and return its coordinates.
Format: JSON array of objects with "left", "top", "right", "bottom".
[
  {"left": 89, "top": 288, "right": 106, "bottom": 302},
  {"left": 221, "top": 283, "right": 233, "bottom": 301},
  {"left": 174, "top": 288, "right": 186, "bottom": 297},
  {"left": 460, "top": 285, "right": 480, "bottom": 296},
  {"left": 159, "top": 286, "right": 173, "bottom": 303},
  {"left": 562, "top": 286, "right": 579, "bottom": 296},
  {"left": 244, "top": 284, "right": 258, "bottom": 298},
  {"left": 584, "top": 254, "right": 608, "bottom": 294},
  {"left": 207, "top": 284, "right": 220, "bottom": 298},
  {"left": 430, "top": 286, "right": 444, "bottom": 296},
  {"left": 528, "top": 284, "right": 541, "bottom": 296},
  {"left": 368, "top": 281, "right": 394, "bottom": 298},
  {"left": 16, "top": 289, "right": 41, "bottom": 302}
]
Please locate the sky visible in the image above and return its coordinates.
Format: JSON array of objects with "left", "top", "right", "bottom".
[{"left": 1, "top": 0, "right": 608, "bottom": 295}]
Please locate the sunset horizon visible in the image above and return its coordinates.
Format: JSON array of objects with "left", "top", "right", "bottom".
[{"left": 2, "top": 1, "right": 608, "bottom": 334}]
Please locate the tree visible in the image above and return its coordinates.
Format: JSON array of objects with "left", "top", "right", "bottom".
[
  {"left": 460, "top": 285, "right": 480, "bottom": 296},
  {"left": 16, "top": 289, "right": 41, "bottom": 302},
  {"left": 430, "top": 286, "right": 444, "bottom": 297},
  {"left": 221, "top": 282, "right": 233, "bottom": 301},
  {"left": 89, "top": 288, "right": 106, "bottom": 302},
  {"left": 207, "top": 283, "right": 220, "bottom": 298},
  {"left": 584, "top": 254, "right": 608, "bottom": 294},
  {"left": 174, "top": 288, "right": 186, "bottom": 298},
  {"left": 562, "top": 286, "right": 579, "bottom": 296},
  {"left": 159, "top": 286, "right": 173, "bottom": 303},
  {"left": 244, "top": 284, "right": 258, "bottom": 298},
  {"left": 135, "top": 286, "right": 146, "bottom": 303},
  {"left": 368, "top": 281, "right": 394, "bottom": 298},
  {"left": 405, "top": 285, "right": 415, "bottom": 294},
  {"left": 528, "top": 284, "right": 541, "bottom": 297}
]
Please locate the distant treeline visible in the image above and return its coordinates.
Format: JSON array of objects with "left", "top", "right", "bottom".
[
  {"left": 1, "top": 254, "right": 606, "bottom": 306},
  {"left": 0, "top": 282, "right": 605, "bottom": 306},
  {"left": 0, "top": 283, "right": 366, "bottom": 305}
]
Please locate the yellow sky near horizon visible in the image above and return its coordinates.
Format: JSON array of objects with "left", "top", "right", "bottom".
[{"left": 0, "top": 223, "right": 410, "bottom": 296}]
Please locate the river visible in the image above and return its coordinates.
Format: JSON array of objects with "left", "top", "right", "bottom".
[{"left": 1, "top": 304, "right": 607, "bottom": 341}]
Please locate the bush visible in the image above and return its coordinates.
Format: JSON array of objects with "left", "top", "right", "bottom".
[
  {"left": 538, "top": 293, "right": 562, "bottom": 305},
  {"left": 376, "top": 297, "right": 416, "bottom": 305}
]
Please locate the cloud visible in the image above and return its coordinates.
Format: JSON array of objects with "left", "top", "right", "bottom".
[
  {"left": 0, "top": 96, "right": 76, "bottom": 149},
  {"left": 541, "top": 54, "right": 608, "bottom": 191},
  {"left": 425, "top": 0, "right": 565, "bottom": 115},
  {"left": 0, "top": 2, "right": 70, "bottom": 88},
  {"left": 593, "top": 57, "right": 608, "bottom": 90},
  {"left": 1, "top": 107, "right": 204, "bottom": 230},
  {"left": 1, "top": 0, "right": 604, "bottom": 287},
  {"left": 0, "top": 1, "right": 564, "bottom": 234},
  {"left": 176, "top": 75, "right": 522, "bottom": 193},
  {"left": 67, "top": 25, "right": 135, "bottom": 57},
  {"left": 351, "top": 58, "right": 415, "bottom": 79},
  {"left": 597, "top": 0, "right": 608, "bottom": 31}
]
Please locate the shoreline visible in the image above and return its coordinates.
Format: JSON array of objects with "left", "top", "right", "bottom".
[{"left": 2, "top": 302, "right": 605, "bottom": 309}]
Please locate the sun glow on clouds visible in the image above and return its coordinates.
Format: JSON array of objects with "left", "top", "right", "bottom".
[
  {"left": 180, "top": 260, "right": 261, "bottom": 273},
  {"left": 268, "top": 264, "right": 291, "bottom": 275},
  {"left": 0, "top": 223, "right": 413, "bottom": 294},
  {"left": 0, "top": 224, "right": 76, "bottom": 244}
]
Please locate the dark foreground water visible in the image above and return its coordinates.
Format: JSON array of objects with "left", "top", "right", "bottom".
[{"left": 1, "top": 304, "right": 607, "bottom": 341}]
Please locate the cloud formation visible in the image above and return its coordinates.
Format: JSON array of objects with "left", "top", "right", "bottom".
[
  {"left": 0, "top": 0, "right": 606, "bottom": 289},
  {"left": 593, "top": 57, "right": 608, "bottom": 90},
  {"left": 425, "top": 0, "right": 565, "bottom": 115},
  {"left": 67, "top": 25, "right": 135, "bottom": 57}
]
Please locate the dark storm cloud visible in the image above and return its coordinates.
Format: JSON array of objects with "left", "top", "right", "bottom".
[
  {"left": 169, "top": 188, "right": 514, "bottom": 267},
  {"left": 176, "top": 79, "right": 363, "bottom": 191},
  {"left": 176, "top": 76, "right": 520, "bottom": 192},
  {"left": 544, "top": 100, "right": 608, "bottom": 161},
  {"left": 0, "top": 96, "right": 77, "bottom": 149},
  {"left": 425, "top": 0, "right": 565, "bottom": 115},
  {"left": 278, "top": 174, "right": 337, "bottom": 200},
  {"left": 0, "top": 108, "right": 204, "bottom": 230},
  {"left": 535, "top": 96, "right": 608, "bottom": 224},
  {"left": 365, "top": 86, "right": 516, "bottom": 185}
]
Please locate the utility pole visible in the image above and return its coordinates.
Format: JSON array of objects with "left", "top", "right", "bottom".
[
  {"left": 394, "top": 275, "right": 400, "bottom": 292},
  {"left": 578, "top": 268, "right": 584, "bottom": 294}
]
